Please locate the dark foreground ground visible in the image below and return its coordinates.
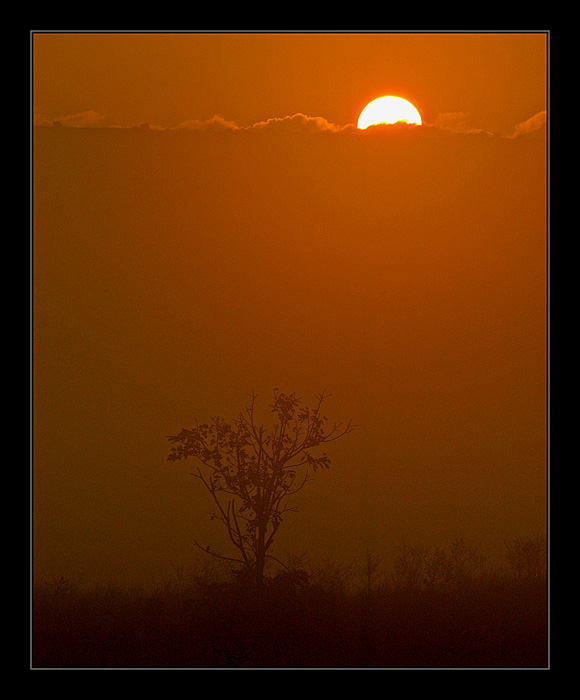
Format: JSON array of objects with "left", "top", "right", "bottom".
[{"left": 32, "top": 576, "right": 547, "bottom": 668}]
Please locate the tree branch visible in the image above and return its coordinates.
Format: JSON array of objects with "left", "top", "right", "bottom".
[{"left": 193, "top": 539, "right": 246, "bottom": 566}]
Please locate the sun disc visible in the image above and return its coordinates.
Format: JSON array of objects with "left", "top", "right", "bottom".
[{"left": 357, "top": 96, "right": 422, "bottom": 129}]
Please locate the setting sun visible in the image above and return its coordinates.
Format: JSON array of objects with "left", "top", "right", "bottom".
[{"left": 357, "top": 96, "right": 422, "bottom": 129}]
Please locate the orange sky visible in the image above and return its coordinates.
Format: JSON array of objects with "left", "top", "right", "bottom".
[
  {"left": 32, "top": 32, "right": 548, "bottom": 586},
  {"left": 33, "top": 32, "right": 546, "bottom": 135}
]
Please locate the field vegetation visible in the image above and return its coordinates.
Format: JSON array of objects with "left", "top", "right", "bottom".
[{"left": 32, "top": 535, "right": 547, "bottom": 668}]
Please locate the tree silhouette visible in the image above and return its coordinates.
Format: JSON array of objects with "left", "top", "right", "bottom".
[{"left": 167, "top": 389, "right": 354, "bottom": 588}]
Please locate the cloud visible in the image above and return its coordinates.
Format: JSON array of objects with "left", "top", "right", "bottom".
[
  {"left": 429, "top": 112, "right": 492, "bottom": 136},
  {"left": 173, "top": 114, "right": 240, "bottom": 132},
  {"left": 423, "top": 110, "right": 547, "bottom": 139},
  {"left": 247, "top": 113, "right": 354, "bottom": 133},
  {"left": 34, "top": 111, "right": 353, "bottom": 134},
  {"left": 171, "top": 112, "right": 355, "bottom": 134},
  {"left": 51, "top": 110, "right": 107, "bottom": 128},
  {"left": 509, "top": 110, "right": 547, "bottom": 139},
  {"left": 43, "top": 108, "right": 547, "bottom": 140}
]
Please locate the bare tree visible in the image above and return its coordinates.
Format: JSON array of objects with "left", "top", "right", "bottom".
[
  {"left": 393, "top": 537, "right": 486, "bottom": 591},
  {"left": 392, "top": 538, "right": 429, "bottom": 591},
  {"left": 359, "top": 548, "right": 385, "bottom": 595},
  {"left": 167, "top": 389, "right": 354, "bottom": 588}
]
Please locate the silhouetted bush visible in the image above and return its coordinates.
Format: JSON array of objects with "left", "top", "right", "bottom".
[{"left": 504, "top": 534, "right": 547, "bottom": 584}]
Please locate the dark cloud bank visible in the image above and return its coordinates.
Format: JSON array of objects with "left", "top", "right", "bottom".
[{"left": 36, "top": 108, "right": 547, "bottom": 139}]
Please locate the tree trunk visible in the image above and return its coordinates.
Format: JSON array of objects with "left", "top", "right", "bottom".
[{"left": 254, "top": 520, "right": 267, "bottom": 598}]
